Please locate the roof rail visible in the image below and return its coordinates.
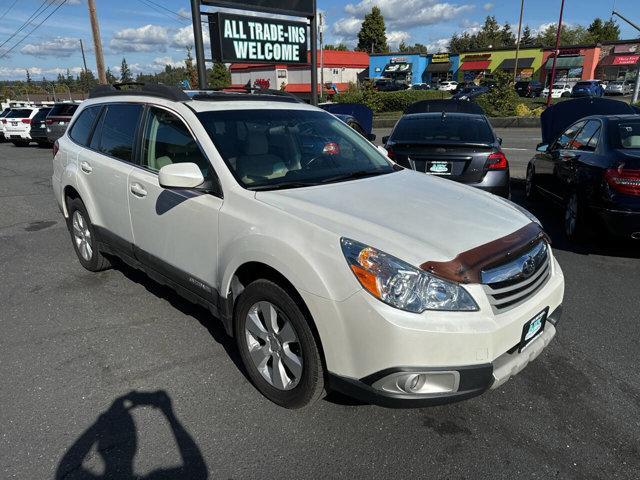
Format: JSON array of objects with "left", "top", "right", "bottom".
[
  {"left": 189, "top": 85, "right": 306, "bottom": 104},
  {"left": 89, "top": 82, "right": 191, "bottom": 102}
]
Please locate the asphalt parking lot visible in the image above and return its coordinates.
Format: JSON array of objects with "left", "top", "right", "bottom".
[{"left": 1, "top": 136, "right": 639, "bottom": 479}]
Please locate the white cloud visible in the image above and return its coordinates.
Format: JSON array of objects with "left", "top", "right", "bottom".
[
  {"left": 20, "top": 37, "right": 86, "bottom": 58},
  {"left": 387, "top": 30, "right": 410, "bottom": 48},
  {"left": 483, "top": 2, "right": 494, "bottom": 11},
  {"left": 109, "top": 24, "right": 170, "bottom": 53},
  {"left": 0, "top": 66, "right": 83, "bottom": 80},
  {"left": 425, "top": 37, "right": 450, "bottom": 52},
  {"left": 151, "top": 56, "right": 184, "bottom": 69},
  {"left": 333, "top": 17, "right": 363, "bottom": 36}
]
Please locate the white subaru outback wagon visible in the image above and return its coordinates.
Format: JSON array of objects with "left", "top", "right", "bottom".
[{"left": 52, "top": 84, "right": 564, "bottom": 408}]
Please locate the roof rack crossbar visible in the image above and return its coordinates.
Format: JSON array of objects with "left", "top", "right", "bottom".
[
  {"left": 190, "top": 86, "right": 306, "bottom": 104},
  {"left": 89, "top": 82, "right": 191, "bottom": 102}
]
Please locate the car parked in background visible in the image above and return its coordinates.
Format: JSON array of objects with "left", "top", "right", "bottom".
[
  {"left": 605, "top": 81, "right": 632, "bottom": 96},
  {"left": 451, "top": 85, "right": 489, "bottom": 101},
  {"left": 527, "top": 101, "right": 640, "bottom": 241},
  {"left": 410, "top": 83, "right": 431, "bottom": 90},
  {"left": 373, "top": 79, "right": 408, "bottom": 91},
  {"left": 46, "top": 102, "right": 80, "bottom": 144},
  {"left": 452, "top": 81, "right": 476, "bottom": 95},
  {"left": 542, "top": 83, "right": 574, "bottom": 99},
  {"left": 29, "top": 107, "right": 53, "bottom": 147},
  {"left": 3, "top": 107, "right": 40, "bottom": 146},
  {"left": 382, "top": 100, "right": 510, "bottom": 197},
  {"left": 437, "top": 80, "right": 458, "bottom": 91},
  {"left": 0, "top": 107, "right": 11, "bottom": 142},
  {"left": 571, "top": 80, "right": 605, "bottom": 98},
  {"left": 515, "top": 80, "right": 544, "bottom": 98}
]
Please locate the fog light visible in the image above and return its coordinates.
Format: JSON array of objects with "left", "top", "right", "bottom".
[{"left": 372, "top": 371, "right": 460, "bottom": 395}]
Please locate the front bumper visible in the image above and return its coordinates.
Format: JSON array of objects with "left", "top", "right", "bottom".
[{"left": 328, "top": 307, "right": 561, "bottom": 408}]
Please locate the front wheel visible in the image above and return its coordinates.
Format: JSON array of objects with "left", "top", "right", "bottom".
[
  {"left": 565, "top": 192, "right": 587, "bottom": 242},
  {"left": 525, "top": 164, "right": 537, "bottom": 201},
  {"left": 234, "top": 279, "right": 325, "bottom": 409}
]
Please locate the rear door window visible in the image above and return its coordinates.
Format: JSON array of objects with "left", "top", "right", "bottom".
[
  {"left": 554, "top": 121, "right": 585, "bottom": 150},
  {"left": 91, "top": 104, "right": 142, "bottom": 162},
  {"left": 69, "top": 106, "right": 101, "bottom": 146}
]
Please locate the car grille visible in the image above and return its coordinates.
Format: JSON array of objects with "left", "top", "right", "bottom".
[{"left": 481, "top": 240, "right": 550, "bottom": 313}]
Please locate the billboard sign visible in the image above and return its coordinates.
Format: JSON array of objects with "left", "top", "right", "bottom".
[
  {"left": 209, "top": 12, "right": 308, "bottom": 64},
  {"left": 201, "top": 0, "right": 314, "bottom": 17},
  {"left": 431, "top": 53, "right": 450, "bottom": 63}
]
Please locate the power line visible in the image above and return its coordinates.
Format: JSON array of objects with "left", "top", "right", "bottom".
[
  {"left": 136, "top": 0, "right": 189, "bottom": 24},
  {"left": 0, "top": 0, "right": 19, "bottom": 21},
  {"left": 0, "top": 0, "right": 50, "bottom": 50},
  {"left": 0, "top": 0, "right": 68, "bottom": 59}
]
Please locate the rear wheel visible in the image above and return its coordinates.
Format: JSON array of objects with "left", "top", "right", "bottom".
[
  {"left": 525, "top": 164, "right": 537, "bottom": 200},
  {"left": 565, "top": 192, "right": 587, "bottom": 242},
  {"left": 66, "top": 197, "right": 111, "bottom": 271},
  {"left": 12, "top": 140, "right": 29, "bottom": 147},
  {"left": 234, "top": 279, "right": 324, "bottom": 409}
]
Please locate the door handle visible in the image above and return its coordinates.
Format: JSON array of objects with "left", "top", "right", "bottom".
[
  {"left": 80, "top": 161, "right": 92, "bottom": 174},
  {"left": 130, "top": 183, "right": 147, "bottom": 198}
]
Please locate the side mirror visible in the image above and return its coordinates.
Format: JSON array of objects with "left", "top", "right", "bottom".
[
  {"left": 382, "top": 135, "right": 390, "bottom": 145},
  {"left": 158, "top": 162, "right": 205, "bottom": 189},
  {"left": 497, "top": 137, "right": 503, "bottom": 145},
  {"left": 536, "top": 143, "right": 549, "bottom": 152},
  {"left": 376, "top": 145, "right": 389, "bottom": 157},
  {"left": 367, "top": 133, "right": 377, "bottom": 142}
]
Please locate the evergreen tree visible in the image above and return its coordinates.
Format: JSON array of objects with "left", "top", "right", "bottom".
[
  {"left": 520, "top": 25, "right": 534, "bottom": 45},
  {"left": 500, "top": 22, "right": 515, "bottom": 46},
  {"left": 587, "top": 17, "right": 620, "bottom": 43},
  {"left": 105, "top": 67, "right": 117, "bottom": 84},
  {"left": 208, "top": 62, "right": 230, "bottom": 89},
  {"left": 184, "top": 47, "right": 198, "bottom": 89},
  {"left": 25, "top": 69, "right": 32, "bottom": 84},
  {"left": 356, "top": 6, "right": 388, "bottom": 53},
  {"left": 324, "top": 43, "right": 348, "bottom": 51},
  {"left": 120, "top": 58, "right": 132, "bottom": 83}
]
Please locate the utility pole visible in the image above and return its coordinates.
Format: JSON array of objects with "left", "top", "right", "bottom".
[
  {"left": 87, "top": 0, "right": 107, "bottom": 84},
  {"left": 319, "top": 12, "right": 324, "bottom": 101},
  {"left": 612, "top": 10, "right": 640, "bottom": 103},
  {"left": 546, "top": 0, "right": 565, "bottom": 106},
  {"left": 513, "top": 0, "right": 525, "bottom": 82},
  {"left": 79, "top": 39, "right": 88, "bottom": 73},
  {"left": 190, "top": 0, "right": 207, "bottom": 89}
]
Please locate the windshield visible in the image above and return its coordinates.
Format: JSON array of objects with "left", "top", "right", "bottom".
[
  {"left": 6, "top": 109, "right": 33, "bottom": 118},
  {"left": 615, "top": 121, "right": 640, "bottom": 149},
  {"left": 391, "top": 115, "right": 495, "bottom": 144},
  {"left": 197, "top": 109, "right": 394, "bottom": 190}
]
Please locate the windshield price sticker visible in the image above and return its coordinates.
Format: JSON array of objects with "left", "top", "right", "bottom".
[{"left": 210, "top": 12, "right": 308, "bottom": 64}]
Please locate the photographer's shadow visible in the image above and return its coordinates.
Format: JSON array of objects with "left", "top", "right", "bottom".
[{"left": 55, "top": 390, "right": 208, "bottom": 480}]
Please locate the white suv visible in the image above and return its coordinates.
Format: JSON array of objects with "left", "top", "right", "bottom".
[
  {"left": 52, "top": 84, "right": 564, "bottom": 409},
  {"left": 3, "top": 106, "right": 40, "bottom": 146}
]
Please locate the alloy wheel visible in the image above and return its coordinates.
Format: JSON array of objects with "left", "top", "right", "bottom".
[
  {"left": 244, "top": 301, "right": 303, "bottom": 390},
  {"left": 72, "top": 210, "right": 92, "bottom": 261}
]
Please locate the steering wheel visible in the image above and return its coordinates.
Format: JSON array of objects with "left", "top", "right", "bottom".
[{"left": 304, "top": 154, "right": 338, "bottom": 170}]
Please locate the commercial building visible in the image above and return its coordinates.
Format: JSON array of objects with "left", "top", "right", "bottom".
[
  {"left": 458, "top": 46, "right": 544, "bottom": 82},
  {"left": 369, "top": 52, "right": 460, "bottom": 85},
  {"left": 229, "top": 50, "right": 369, "bottom": 98},
  {"left": 595, "top": 39, "right": 640, "bottom": 82}
]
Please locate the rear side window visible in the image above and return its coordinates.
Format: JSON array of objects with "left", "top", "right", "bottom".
[
  {"left": 392, "top": 115, "right": 494, "bottom": 144},
  {"left": 49, "top": 104, "right": 79, "bottom": 117},
  {"left": 570, "top": 120, "right": 600, "bottom": 152},
  {"left": 33, "top": 109, "right": 51, "bottom": 121},
  {"left": 69, "top": 106, "right": 101, "bottom": 146},
  {"left": 91, "top": 104, "right": 142, "bottom": 162},
  {"left": 555, "top": 121, "right": 585, "bottom": 149}
]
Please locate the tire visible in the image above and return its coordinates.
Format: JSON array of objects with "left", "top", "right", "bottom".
[
  {"left": 12, "top": 140, "right": 28, "bottom": 147},
  {"left": 525, "top": 164, "right": 537, "bottom": 201},
  {"left": 66, "top": 197, "right": 111, "bottom": 272},
  {"left": 234, "top": 279, "right": 325, "bottom": 409},
  {"left": 561, "top": 92, "right": 570, "bottom": 98},
  {"left": 564, "top": 192, "right": 587, "bottom": 242}
]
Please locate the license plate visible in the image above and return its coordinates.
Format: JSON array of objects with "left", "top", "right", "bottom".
[
  {"left": 519, "top": 309, "right": 547, "bottom": 352},
  {"left": 427, "top": 161, "right": 451, "bottom": 175},
  {"left": 11, "top": 122, "right": 17, "bottom": 126}
]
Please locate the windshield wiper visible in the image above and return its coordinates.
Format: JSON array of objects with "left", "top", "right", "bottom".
[
  {"left": 248, "top": 181, "right": 318, "bottom": 191},
  {"left": 319, "top": 169, "right": 390, "bottom": 184}
]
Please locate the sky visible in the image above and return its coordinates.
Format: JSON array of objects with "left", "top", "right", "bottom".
[{"left": 0, "top": 0, "right": 639, "bottom": 80}]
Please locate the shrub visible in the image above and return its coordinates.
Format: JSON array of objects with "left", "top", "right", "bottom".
[
  {"left": 334, "top": 86, "right": 450, "bottom": 113},
  {"left": 474, "top": 71, "right": 521, "bottom": 117}
]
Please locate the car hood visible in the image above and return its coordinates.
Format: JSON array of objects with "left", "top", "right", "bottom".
[{"left": 255, "top": 169, "right": 531, "bottom": 267}]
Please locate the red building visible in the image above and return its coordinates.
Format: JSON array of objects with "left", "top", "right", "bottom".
[{"left": 230, "top": 50, "right": 370, "bottom": 98}]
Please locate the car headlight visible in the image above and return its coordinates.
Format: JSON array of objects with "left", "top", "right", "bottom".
[{"left": 340, "top": 238, "right": 478, "bottom": 313}]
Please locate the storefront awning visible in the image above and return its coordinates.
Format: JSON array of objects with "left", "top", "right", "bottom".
[
  {"left": 497, "top": 57, "right": 534, "bottom": 70},
  {"left": 598, "top": 54, "right": 640, "bottom": 66},
  {"left": 426, "top": 62, "right": 451, "bottom": 72},
  {"left": 460, "top": 60, "right": 490, "bottom": 71},
  {"left": 544, "top": 56, "right": 584, "bottom": 69}
]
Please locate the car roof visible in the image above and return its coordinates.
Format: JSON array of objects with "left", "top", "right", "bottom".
[{"left": 401, "top": 112, "right": 486, "bottom": 120}]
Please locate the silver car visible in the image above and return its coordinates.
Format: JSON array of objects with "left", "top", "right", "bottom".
[{"left": 605, "top": 81, "right": 632, "bottom": 96}]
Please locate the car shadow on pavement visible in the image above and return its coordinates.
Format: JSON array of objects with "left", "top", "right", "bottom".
[
  {"left": 108, "top": 258, "right": 251, "bottom": 383},
  {"left": 55, "top": 390, "right": 208, "bottom": 480},
  {"left": 511, "top": 179, "right": 640, "bottom": 259}
]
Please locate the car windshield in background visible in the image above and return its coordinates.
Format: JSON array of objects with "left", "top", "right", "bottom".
[
  {"left": 197, "top": 109, "right": 394, "bottom": 190},
  {"left": 615, "top": 121, "right": 640, "bottom": 149},
  {"left": 49, "top": 104, "right": 78, "bottom": 117},
  {"left": 6, "top": 109, "right": 33, "bottom": 118},
  {"left": 392, "top": 115, "right": 495, "bottom": 144}
]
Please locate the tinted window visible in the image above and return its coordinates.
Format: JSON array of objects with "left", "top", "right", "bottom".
[
  {"left": 69, "top": 106, "right": 101, "bottom": 146},
  {"left": 614, "top": 121, "right": 640, "bottom": 149},
  {"left": 569, "top": 121, "right": 601, "bottom": 151},
  {"left": 33, "top": 108, "right": 51, "bottom": 121},
  {"left": 392, "top": 115, "right": 494, "bottom": 143},
  {"left": 6, "top": 109, "right": 33, "bottom": 118},
  {"left": 49, "top": 104, "right": 79, "bottom": 117},
  {"left": 555, "top": 121, "right": 585, "bottom": 149},
  {"left": 0, "top": 108, "right": 10, "bottom": 117},
  {"left": 197, "top": 109, "right": 394, "bottom": 189},
  {"left": 93, "top": 104, "right": 142, "bottom": 162},
  {"left": 141, "top": 107, "right": 209, "bottom": 175}
]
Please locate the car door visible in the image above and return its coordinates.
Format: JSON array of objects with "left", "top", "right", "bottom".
[
  {"left": 537, "top": 121, "right": 585, "bottom": 199},
  {"left": 556, "top": 120, "right": 601, "bottom": 202},
  {"left": 127, "top": 105, "right": 223, "bottom": 304},
  {"left": 77, "top": 103, "right": 142, "bottom": 255}
]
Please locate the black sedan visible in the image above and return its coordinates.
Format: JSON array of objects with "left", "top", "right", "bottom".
[
  {"left": 526, "top": 114, "right": 640, "bottom": 241},
  {"left": 383, "top": 101, "right": 510, "bottom": 197}
]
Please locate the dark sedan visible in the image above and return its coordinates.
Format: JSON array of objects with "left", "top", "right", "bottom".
[
  {"left": 526, "top": 114, "right": 640, "bottom": 241},
  {"left": 29, "top": 107, "right": 52, "bottom": 147},
  {"left": 383, "top": 105, "right": 510, "bottom": 197}
]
